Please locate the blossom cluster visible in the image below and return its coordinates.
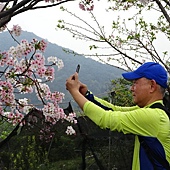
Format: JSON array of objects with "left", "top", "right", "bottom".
[
  {"left": 79, "top": 0, "right": 94, "bottom": 11},
  {"left": 40, "top": 129, "right": 54, "bottom": 142},
  {"left": 0, "top": 25, "right": 77, "bottom": 137},
  {"left": 0, "top": 0, "right": 81, "bottom": 137},
  {"left": 3, "top": 110, "right": 24, "bottom": 126},
  {"left": 10, "top": 25, "right": 22, "bottom": 36},
  {"left": 65, "top": 126, "right": 76, "bottom": 135}
]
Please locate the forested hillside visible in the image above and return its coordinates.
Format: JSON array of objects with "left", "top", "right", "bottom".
[{"left": 0, "top": 31, "right": 124, "bottom": 104}]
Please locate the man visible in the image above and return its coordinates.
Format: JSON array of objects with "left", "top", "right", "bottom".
[{"left": 65, "top": 62, "right": 170, "bottom": 170}]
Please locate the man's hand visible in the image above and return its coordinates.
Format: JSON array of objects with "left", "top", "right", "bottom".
[
  {"left": 66, "top": 72, "right": 88, "bottom": 110},
  {"left": 79, "top": 82, "right": 88, "bottom": 96},
  {"left": 66, "top": 72, "right": 80, "bottom": 94}
]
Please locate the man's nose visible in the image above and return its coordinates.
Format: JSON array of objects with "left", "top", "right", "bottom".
[{"left": 130, "top": 84, "right": 134, "bottom": 91}]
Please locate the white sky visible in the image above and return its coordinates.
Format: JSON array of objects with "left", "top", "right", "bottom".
[
  {"left": 6, "top": 1, "right": 170, "bottom": 68},
  {"left": 8, "top": 1, "right": 114, "bottom": 54}
]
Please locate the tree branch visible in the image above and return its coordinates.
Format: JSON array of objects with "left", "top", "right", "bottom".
[{"left": 154, "top": 0, "right": 170, "bottom": 25}]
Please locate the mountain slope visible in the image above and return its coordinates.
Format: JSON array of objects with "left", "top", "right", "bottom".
[{"left": 0, "top": 31, "right": 124, "bottom": 104}]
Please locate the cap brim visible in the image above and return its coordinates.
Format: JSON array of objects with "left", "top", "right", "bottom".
[{"left": 122, "top": 71, "right": 142, "bottom": 80}]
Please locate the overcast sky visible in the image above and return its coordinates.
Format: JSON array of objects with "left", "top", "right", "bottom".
[
  {"left": 5, "top": 1, "right": 170, "bottom": 68},
  {"left": 8, "top": 1, "right": 114, "bottom": 55}
]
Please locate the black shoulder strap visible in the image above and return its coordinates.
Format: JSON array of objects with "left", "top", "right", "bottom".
[
  {"left": 139, "top": 103, "right": 170, "bottom": 170},
  {"left": 139, "top": 136, "right": 170, "bottom": 170},
  {"left": 150, "top": 103, "right": 170, "bottom": 119}
]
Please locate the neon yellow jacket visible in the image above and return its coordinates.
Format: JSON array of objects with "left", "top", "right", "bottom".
[{"left": 83, "top": 96, "right": 170, "bottom": 170}]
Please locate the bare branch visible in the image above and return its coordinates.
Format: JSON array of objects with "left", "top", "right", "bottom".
[
  {"left": 0, "top": 0, "right": 76, "bottom": 28},
  {"left": 154, "top": 0, "right": 170, "bottom": 24}
]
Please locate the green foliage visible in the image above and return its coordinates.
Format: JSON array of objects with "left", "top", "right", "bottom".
[
  {"left": 0, "top": 112, "right": 134, "bottom": 170},
  {"left": 0, "top": 121, "right": 14, "bottom": 141},
  {"left": 0, "top": 121, "right": 80, "bottom": 170},
  {"left": 0, "top": 135, "right": 47, "bottom": 170},
  {"left": 43, "top": 159, "right": 81, "bottom": 170},
  {"left": 109, "top": 78, "right": 134, "bottom": 106}
]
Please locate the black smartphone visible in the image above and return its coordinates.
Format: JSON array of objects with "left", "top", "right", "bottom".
[
  {"left": 76, "top": 64, "right": 80, "bottom": 73},
  {"left": 72, "top": 64, "right": 80, "bottom": 80}
]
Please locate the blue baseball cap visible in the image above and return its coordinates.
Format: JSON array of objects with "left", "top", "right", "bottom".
[{"left": 122, "top": 62, "right": 168, "bottom": 88}]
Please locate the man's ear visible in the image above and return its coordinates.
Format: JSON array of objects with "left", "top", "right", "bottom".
[{"left": 150, "top": 79, "right": 158, "bottom": 92}]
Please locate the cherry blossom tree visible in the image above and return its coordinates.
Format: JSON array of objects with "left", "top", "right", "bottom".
[{"left": 0, "top": 0, "right": 94, "bottom": 141}]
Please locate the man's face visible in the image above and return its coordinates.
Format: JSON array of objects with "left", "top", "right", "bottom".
[{"left": 131, "top": 77, "right": 153, "bottom": 107}]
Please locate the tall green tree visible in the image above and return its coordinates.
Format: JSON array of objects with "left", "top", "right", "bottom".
[
  {"left": 57, "top": 0, "right": 170, "bottom": 108},
  {"left": 109, "top": 78, "right": 133, "bottom": 106}
]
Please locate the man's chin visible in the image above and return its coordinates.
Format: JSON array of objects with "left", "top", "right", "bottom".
[{"left": 133, "top": 100, "right": 137, "bottom": 105}]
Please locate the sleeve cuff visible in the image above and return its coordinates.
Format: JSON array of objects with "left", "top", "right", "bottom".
[{"left": 85, "top": 90, "right": 94, "bottom": 101}]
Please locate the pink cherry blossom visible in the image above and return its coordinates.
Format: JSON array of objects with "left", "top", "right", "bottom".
[
  {"left": 65, "top": 126, "right": 76, "bottom": 135},
  {"left": 10, "top": 25, "right": 22, "bottom": 36},
  {"left": 0, "top": 25, "right": 77, "bottom": 136}
]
